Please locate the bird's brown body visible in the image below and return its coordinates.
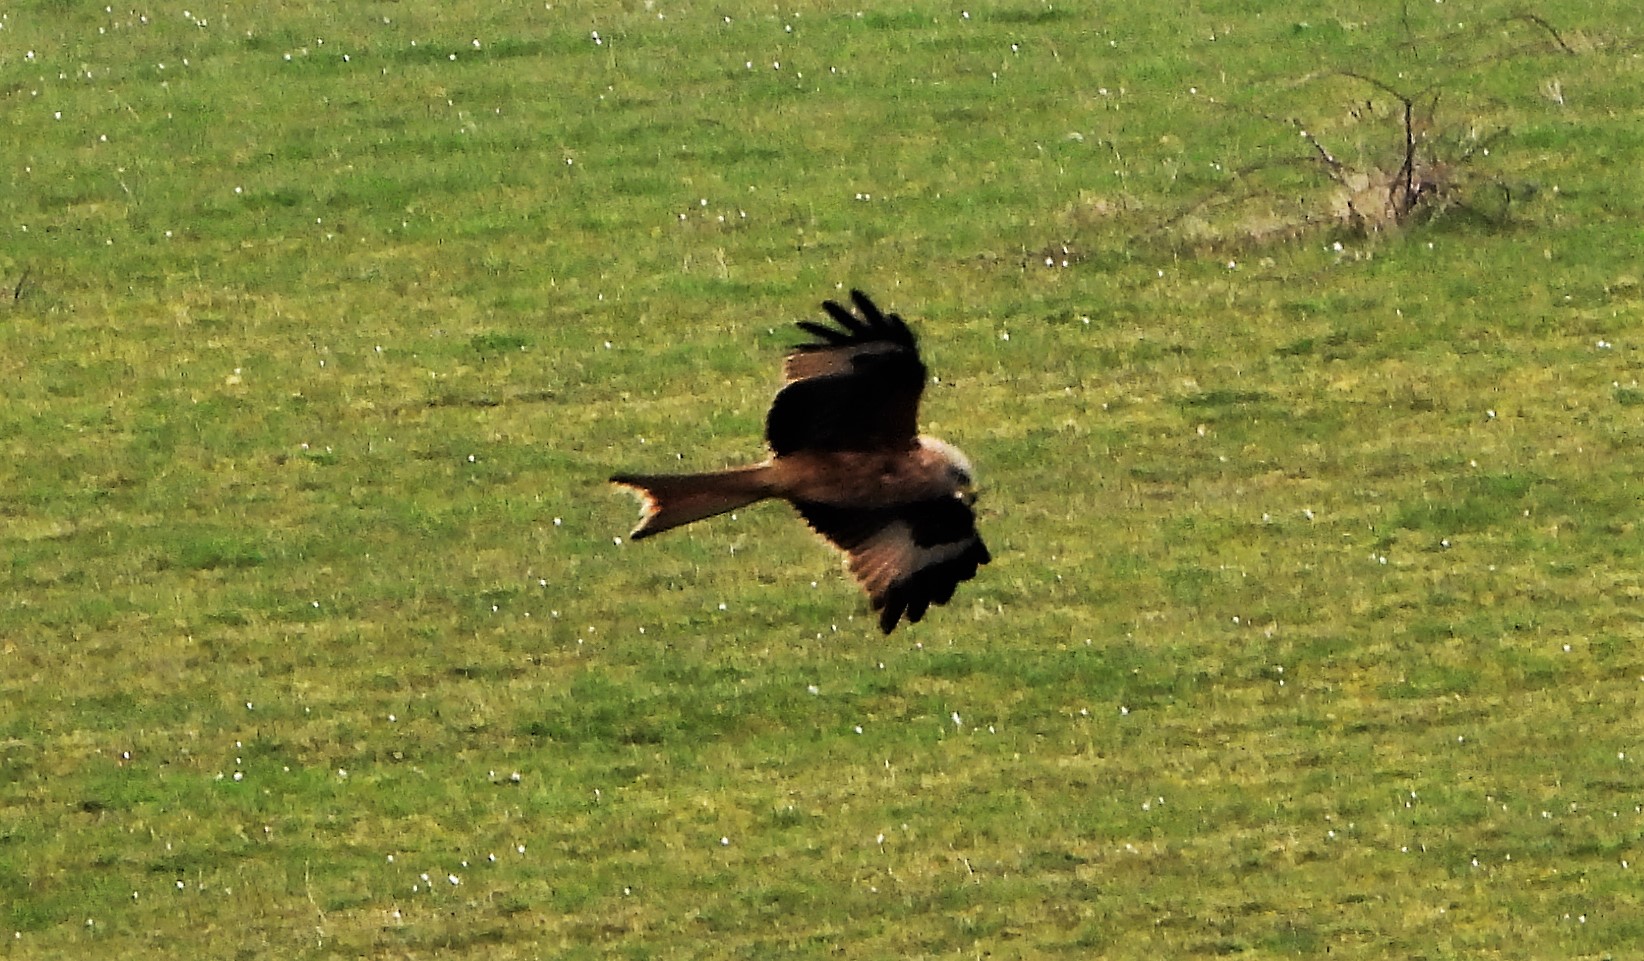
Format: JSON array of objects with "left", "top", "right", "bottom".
[{"left": 611, "top": 291, "right": 989, "bottom": 633}]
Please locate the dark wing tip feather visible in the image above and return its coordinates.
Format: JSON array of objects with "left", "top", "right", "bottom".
[
  {"left": 794, "top": 290, "right": 918, "bottom": 353},
  {"left": 793, "top": 319, "right": 855, "bottom": 346},
  {"left": 821, "top": 299, "right": 870, "bottom": 334},
  {"left": 849, "top": 289, "right": 888, "bottom": 324},
  {"left": 874, "top": 537, "right": 991, "bottom": 634}
]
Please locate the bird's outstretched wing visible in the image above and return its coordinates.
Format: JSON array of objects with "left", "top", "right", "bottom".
[
  {"left": 765, "top": 290, "right": 927, "bottom": 455},
  {"left": 792, "top": 497, "right": 990, "bottom": 633}
]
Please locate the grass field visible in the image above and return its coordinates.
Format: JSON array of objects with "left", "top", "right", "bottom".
[{"left": 4, "top": 1, "right": 1644, "bottom": 957}]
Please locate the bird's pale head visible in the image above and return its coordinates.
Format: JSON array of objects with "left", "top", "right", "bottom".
[{"left": 918, "top": 436, "right": 978, "bottom": 505}]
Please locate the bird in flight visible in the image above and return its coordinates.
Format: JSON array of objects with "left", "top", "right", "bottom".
[{"left": 611, "top": 290, "right": 990, "bottom": 633}]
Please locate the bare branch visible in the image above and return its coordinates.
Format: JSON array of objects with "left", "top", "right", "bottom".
[
  {"left": 1333, "top": 70, "right": 1415, "bottom": 106},
  {"left": 1506, "top": 12, "right": 1576, "bottom": 55},
  {"left": 1205, "top": 96, "right": 1345, "bottom": 180},
  {"left": 1395, "top": 99, "right": 1418, "bottom": 217},
  {"left": 1298, "top": 128, "right": 1344, "bottom": 178}
]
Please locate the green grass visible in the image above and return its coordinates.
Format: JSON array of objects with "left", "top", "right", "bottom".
[{"left": 4, "top": 0, "right": 1644, "bottom": 957}]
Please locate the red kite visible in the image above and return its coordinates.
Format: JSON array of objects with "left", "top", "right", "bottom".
[{"left": 611, "top": 290, "right": 989, "bottom": 633}]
